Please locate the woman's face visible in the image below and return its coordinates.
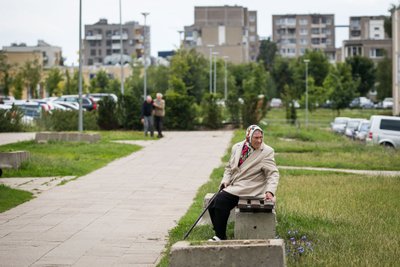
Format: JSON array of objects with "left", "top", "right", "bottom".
[{"left": 251, "top": 130, "right": 263, "bottom": 149}]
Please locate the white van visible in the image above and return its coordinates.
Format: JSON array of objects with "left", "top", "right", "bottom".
[{"left": 366, "top": 115, "right": 400, "bottom": 148}]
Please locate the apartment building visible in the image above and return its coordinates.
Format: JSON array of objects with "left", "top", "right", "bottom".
[
  {"left": 342, "top": 16, "right": 391, "bottom": 63},
  {"left": 183, "top": 5, "right": 259, "bottom": 64},
  {"left": 272, "top": 14, "right": 336, "bottom": 60},
  {"left": 2, "top": 40, "right": 63, "bottom": 68},
  {"left": 83, "top": 19, "right": 150, "bottom": 66}
]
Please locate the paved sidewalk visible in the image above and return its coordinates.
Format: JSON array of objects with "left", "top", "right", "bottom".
[
  {"left": 0, "top": 132, "right": 35, "bottom": 146},
  {"left": 0, "top": 131, "right": 233, "bottom": 266}
]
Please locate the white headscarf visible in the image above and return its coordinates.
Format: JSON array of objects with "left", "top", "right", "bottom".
[{"left": 245, "top": 125, "right": 264, "bottom": 148}]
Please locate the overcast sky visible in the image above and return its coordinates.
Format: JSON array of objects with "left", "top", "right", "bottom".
[{"left": 0, "top": 0, "right": 396, "bottom": 66}]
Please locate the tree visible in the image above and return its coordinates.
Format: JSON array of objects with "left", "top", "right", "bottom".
[
  {"left": 376, "top": 55, "right": 392, "bottom": 100},
  {"left": 44, "top": 68, "right": 63, "bottom": 96},
  {"left": 257, "top": 38, "right": 278, "bottom": 72},
  {"left": 384, "top": 4, "right": 400, "bottom": 38},
  {"left": 297, "top": 50, "right": 331, "bottom": 87},
  {"left": 21, "top": 59, "right": 42, "bottom": 99},
  {"left": 169, "top": 49, "right": 208, "bottom": 103},
  {"left": 89, "top": 69, "right": 109, "bottom": 93},
  {"left": 271, "top": 56, "right": 294, "bottom": 97},
  {"left": 0, "top": 52, "right": 13, "bottom": 96},
  {"left": 324, "top": 63, "right": 358, "bottom": 115},
  {"left": 346, "top": 56, "right": 376, "bottom": 96},
  {"left": 299, "top": 76, "right": 327, "bottom": 112}
]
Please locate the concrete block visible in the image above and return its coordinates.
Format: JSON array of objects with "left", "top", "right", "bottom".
[
  {"left": 35, "top": 132, "right": 101, "bottom": 143},
  {"left": 0, "top": 151, "right": 30, "bottom": 169},
  {"left": 234, "top": 209, "right": 276, "bottom": 239},
  {"left": 169, "top": 239, "right": 286, "bottom": 267},
  {"left": 199, "top": 193, "right": 235, "bottom": 225}
]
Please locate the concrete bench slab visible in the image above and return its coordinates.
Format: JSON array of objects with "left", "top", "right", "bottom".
[
  {"left": 170, "top": 239, "right": 286, "bottom": 267},
  {"left": 35, "top": 132, "right": 101, "bottom": 143}
]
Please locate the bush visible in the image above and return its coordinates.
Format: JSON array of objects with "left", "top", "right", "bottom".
[
  {"left": 241, "top": 93, "right": 266, "bottom": 126},
  {"left": 226, "top": 93, "right": 241, "bottom": 127},
  {"left": 201, "top": 93, "right": 222, "bottom": 129},
  {"left": 97, "top": 97, "right": 119, "bottom": 130},
  {"left": 164, "top": 91, "right": 196, "bottom": 130},
  {"left": 117, "top": 94, "right": 142, "bottom": 130},
  {"left": 37, "top": 110, "right": 99, "bottom": 131},
  {"left": 0, "top": 105, "right": 25, "bottom": 132}
]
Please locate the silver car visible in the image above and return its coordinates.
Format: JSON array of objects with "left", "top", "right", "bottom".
[{"left": 330, "top": 117, "right": 350, "bottom": 134}]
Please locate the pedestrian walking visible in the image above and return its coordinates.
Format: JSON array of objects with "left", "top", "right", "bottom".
[
  {"left": 141, "top": 95, "right": 154, "bottom": 137},
  {"left": 153, "top": 92, "right": 165, "bottom": 138}
]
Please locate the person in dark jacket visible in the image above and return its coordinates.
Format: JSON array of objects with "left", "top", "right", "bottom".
[{"left": 141, "top": 95, "right": 154, "bottom": 137}]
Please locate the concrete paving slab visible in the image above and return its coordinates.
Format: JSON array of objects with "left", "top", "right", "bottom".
[{"left": 0, "top": 130, "right": 233, "bottom": 266}]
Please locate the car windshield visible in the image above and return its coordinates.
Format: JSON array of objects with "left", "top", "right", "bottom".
[
  {"left": 348, "top": 121, "right": 360, "bottom": 128},
  {"left": 360, "top": 123, "right": 370, "bottom": 131}
]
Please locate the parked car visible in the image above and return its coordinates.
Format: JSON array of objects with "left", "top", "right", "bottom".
[
  {"left": 55, "top": 95, "right": 97, "bottom": 111},
  {"left": 353, "top": 120, "right": 370, "bottom": 141},
  {"left": 366, "top": 115, "right": 400, "bottom": 148},
  {"left": 269, "top": 98, "right": 282, "bottom": 108},
  {"left": 87, "top": 93, "right": 118, "bottom": 103},
  {"left": 330, "top": 117, "right": 350, "bottom": 134},
  {"left": 349, "top": 97, "right": 374, "bottom": 109},
  {"left": 382, "top": 97, "right": 393, "bottom": 109},
  {"left": 344, "top": 118, "right": 364, "bottom": 138}
]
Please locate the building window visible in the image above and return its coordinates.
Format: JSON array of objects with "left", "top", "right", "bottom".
[
  {"left": 88, "top": 59, "right": 93, "bottom": 65},
  {"left": 287, "top": 18, "right": 296, "bottom": 25},
  {"left": 87, "top": 30, "right": 93, "bottom": 36},
  {"left": 249, "top": 26, "right": 256, "bottom": 32},
  {"left": 311, "top": 28, "right": 320, "bottom": 34},
  {"left": 300, "top": 38, "right": 308, "bottom": 45},
  {"left": 348, "top": 46, "right": 362, "bottom": 56},
  {"left": 106, "top": 40, "right": 112, "bottom": 46},
  {"left": 249, "top": 15, "right": 256, "bottom": 22},
  {"left": 311, "top": 38, "right": 320, "bottom": 45},
  {"left": 299, "top": 18, "right": 308, "bottom": 25},
  {"left": 300, "top": 28, "right": 308, "bottom": 35},
  {"left": 370, "top": 48, "right": 385, "bottom": 58},
  {"left": 106, "top": 49, "right": 112, "bottom": 55},
  {"left": 98, "top": 49, "right": 102, "bottom": 56},
  {"left": 374, "top": 34, "right": 380, "bottom": 39},
  {"left": 90, "top": 49, "right": 96, "bottom": 56},
  {"left": 249, "top": 36, "right": 256, "bottom": 42}
]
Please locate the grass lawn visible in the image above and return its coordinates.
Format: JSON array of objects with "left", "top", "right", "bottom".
[
  {"left": 0, "top": 130, "right": 152, "bottom": 212},
  {"left": 157, "top": 108, "right": 400, "bottom": 266}
]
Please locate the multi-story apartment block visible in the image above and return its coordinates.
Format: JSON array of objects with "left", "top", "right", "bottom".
[
  {"left": 83, "top": 19, "right": 150, "bottom": 66},
  {"left": 2, "top": 40, "right": 63, "bottom": 69},
  {"left": 272, "top": 14, "right": 336, "bottom": 60},
  {"left": 183, "top": 6, "right": 259, "bottom": 63},
  {"left": 342, "top": 16, "right": 391, "bottom": 63}
]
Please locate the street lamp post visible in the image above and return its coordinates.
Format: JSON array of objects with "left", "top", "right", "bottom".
[
  {"left": 119, "top": 0, "right": 124, "bottom": 95},
  {"left": 223, "top": 56, "right": 229, "bottom": 100},
  {"left": 213, "top": 52, "right": 219, "bottom": 94},
  {"left": 142, "top": 12, "right": 149, "bottom": 100},
  {"left": 78, "top": 0, "right": 83, "bottom": 132},
  {"left": 304, "top": 59, "right": 310, "bottom": 127},
  {"left": 207, "top": 45, "right": 214, "bottom": 94}
]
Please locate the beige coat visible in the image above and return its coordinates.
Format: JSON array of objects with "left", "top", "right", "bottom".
[{"left": 221, "top": 141, "right": 279, "bottom": 198}]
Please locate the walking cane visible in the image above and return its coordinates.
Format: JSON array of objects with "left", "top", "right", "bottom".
[{"left": 183, "top": 188, "right": 222, "bottom": 240}]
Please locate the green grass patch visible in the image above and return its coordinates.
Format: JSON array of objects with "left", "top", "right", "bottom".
[
  {"left": 0, "top": 131, "right": 151, "bottom": 178},
  {"left": 0, "top": 185, "right": 33, "bottom": 213},
  {"left": 277, "top": 170, "right": 400, "bottom": 266}
]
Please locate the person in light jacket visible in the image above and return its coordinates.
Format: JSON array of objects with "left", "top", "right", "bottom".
[{"left": 208, "top": 124, "right": 279, "bottom": 241}]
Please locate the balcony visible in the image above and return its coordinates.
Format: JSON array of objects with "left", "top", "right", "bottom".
[
  {"left": 111, "top": 43, "right": 121, "bottom": 50},
  {"left": 86, "top": 34, "right": 103, "bottom": 40},
  {"left": 111, "top": 34, "right": 128, "bottom": 40}
]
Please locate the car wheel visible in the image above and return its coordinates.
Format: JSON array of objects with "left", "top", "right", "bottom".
[{"left": 382, "top": 142, "right": 394, "bottom": 148}]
